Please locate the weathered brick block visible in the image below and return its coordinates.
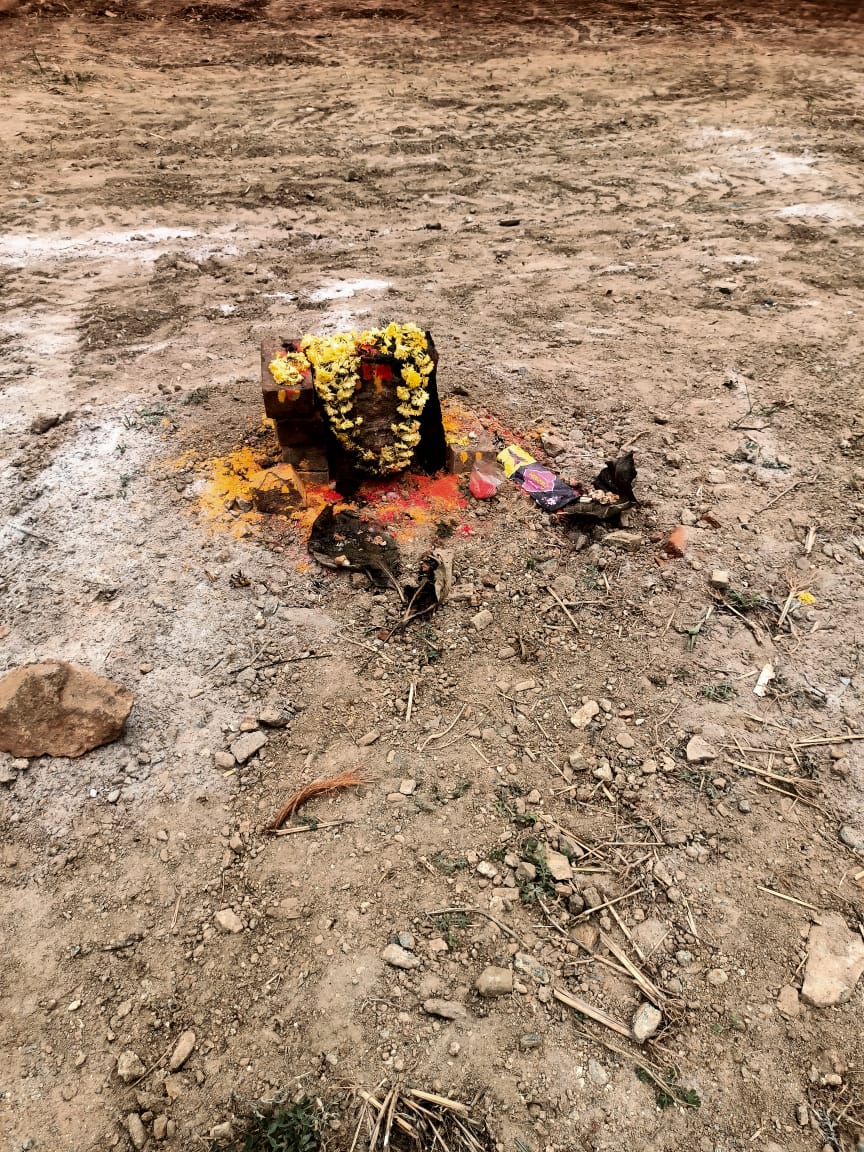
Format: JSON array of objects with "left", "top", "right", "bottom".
[
  {"left": 281, "top": 445, "right": 330, "bottom": 472},
  {"left": 274, "top": 417, "right": 328, "bottom": 449},
  {"left": 446, "top": 438, "right": 497, "bottom": 475}
]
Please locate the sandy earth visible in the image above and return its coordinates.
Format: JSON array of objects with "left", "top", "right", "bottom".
[{"left": 1, "top": 3, "right": 864, "bottom": 1150}]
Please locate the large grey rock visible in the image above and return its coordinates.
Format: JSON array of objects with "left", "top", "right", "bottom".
[
  {"left": 0, "top": 661, "right": 133, "bottom": 758},
  {"left": 801, "top": 912, "right": 864, "bottom": 1007}
]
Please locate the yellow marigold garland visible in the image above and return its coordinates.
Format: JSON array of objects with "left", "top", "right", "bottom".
[{"left": 269, "top": 324, "right": 434, "bottom": 475}]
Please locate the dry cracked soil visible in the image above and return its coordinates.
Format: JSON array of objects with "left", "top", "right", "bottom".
[{"left": 1, "top": 2, "right": 864, "bottom": 1151}]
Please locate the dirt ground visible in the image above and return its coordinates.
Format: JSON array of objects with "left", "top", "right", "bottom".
[{"left": 2, "top": 2, "right": 864, "bottom": 1150}]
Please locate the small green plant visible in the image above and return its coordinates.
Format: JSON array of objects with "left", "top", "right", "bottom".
[
  {"left": 214, "top": 1097, "right": 322, "bottom": 1152},
  {"left": 432, "top": 780, "right": 472, "bottom": 804},
  {"left": 726, "top": 588, "right": 765, "bottom": 612},
  {"left": 495, "top": 798, "right": 537, "bottom": 827},
  {"left": 636, "top": 1066, "right": 700, "bottom": 1110},
  {"left": 517, "top": 837, "right": 557, "bottom": 904},
  {"left": 700, "top": 681, "right": 736, "bottom": 702},
  {"left": 432, "top": 852, "right": 467, "bottom": 875},
  {"left": 582, "top": 564, "right": 602, "bottom": 590},
  {"left": 183, "top": 386, "right": 211, "bottom": 405},
  {"left": 432, "top": 911, "right": 472, "bottom": 947}
]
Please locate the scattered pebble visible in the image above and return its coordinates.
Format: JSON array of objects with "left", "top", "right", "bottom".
[
  {"left": 214, "top": 909, "right": 243, "bottom": 934},
  {"left": 169, "top": 1029, "right": 196, "bottom": 1072},
  {"left": 570, "top": 700, "right": 600, "bottom": 729},
  {"left": 686, "top": 735, "right": 718, "bottom": 764},
  {"left": 127, "top": 1113, "right": 147, "bottom": 1150},
  {"left": 229, "top": 730, "right": 267, "bottom": 764},
  {"left": 475, "top": 966, "right": 513, "bottom": 997},
  {"left": 471, "top": 609, "right": 494, "bottom": 631},
  {"left": 117, "top": 1050, "right": 146, "bottom": 1084},
  {"left": 423, "top": 999, "right": 469, "bottom": 1020},
  {"left": 632, "top": 1002, "right": 663, "bottom": 1042},
  {"left": 381, "top": 943, "right": 421, "bottom": 970},
  {"left": 802, "top": 913, "right": 864, "bottom": 1007}
]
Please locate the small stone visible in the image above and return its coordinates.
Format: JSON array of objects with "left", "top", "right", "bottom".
[
  {"left": 706, "top": 469, "right": 726, "bottom": 484},
  {"left": 507, "top": 680, "right": 534, "bottom": 700},
  {"left": 777, "top": 986, "right": 800, "bottom": 1018},
  {"left": 632, "top": 1002, "right": 663, "bottom": 1043},
  {"left": 801, "top": 912, "right": 864, "bottom": 1007},
  {"left": 475, "top": 966, "right": 513, "bottom": 997},
  {"left": 552, "top": 574, "right": 577, "bottom": 599},
  {"left": 664, "top": 526, "right": 688, "bottom": 558},
  {"left": 570, "top": 700, "right": 600, "bottom": 729},
  {"left": 423, "top": 999, "right": 468, "bottom": 1020},
  {"left": 229, "top": 730, "right": 267, "bottom": 764},
  {"left": 169, "top": 1029, "right": 196, "bottom": 1071},
  {"left": 381, "top": 943, "right": 420, "bottom": 970},
  {"left": 686, "top": 735, "right": 718, "bottom": 764},
  {"left": 357, "top": 730, "right": 380, "bottom": 746},
  {"left": 477, "top": 860, "right": 498, "bottom": 878},
  {"left": 587, "top": 1058, "right": 609, "bottom": 1086},
  {"left": 127, "top": 1114, "right": 147, "bottom": 1150},
  {"left": 519, "top": 1033, "right": 544, "bottom": 1051},
  {"left": 514, "top": 952, "right": 550, "bottom": 984},
  {"left": 544, "top": 848, "right": 572, "bottom": 882},
  {"left": 397, "top": 931, "right": 415, "bottom": 949},
  {"left": 107, "top": 789, "right": 121, "bottom": 804},
  {"left": 471, "top": 609, "right": 493, "bottom": 631},
  {"left": 570, "top": 922, "right": 600, "bottom": 950},
  {"left": 399, "top": 779, "right": 416, "bottom": 795},
  {"left": 641, "top": 759, "right": 657, "bottom": 775},
  {"left": 738, "top": 799, "right": 752, "bottom": 814},
  {"left": 839, "top": 825, "right": 864, "bottom": 853},
  {"left": 582, "top": 886, "right": 602, "bottom": 910},
  {"left": 593, "top": 762, "right": 613, "bottom": 783},
  {"left": 30, "top": 413, "right": 61, "bottom": 434},
  {"left": 603, "top": 530, "right": 642, "bottom": 552},
  {"left": 448, "top": 1041, "right": 461, "bottom": 1056},
  {"left": 153, "top": 1115, "right": 169, "bottom": 1141},
  {"left": 258, "top": 706, "right": 290, "bottom": 728},
  {"left": 117, "top": 1050, "right": 146, "bottom": 1084},
  {"left": 498, "top": 646, "right": 517, "bottom": 660},
  {"left": 515, "top": 861, "right": 537, "bottom": 883},
  {"left": 214, "top": 750, "right": 235, "bottom": 770},
  {"left": 211, "top": 1121, "right": 234, "bottom": 1140},
  {"left": 710, "top": 569, "right": 731, "bottom": 589},
  {"left": 214, "top": 909, "right": 243, "bottom": 934},
  {"left": 615, "top": 730, "right": 635, "bottom": 750},
  {"left": 706, "top": 968, "right": 728, "bottom": 986}
]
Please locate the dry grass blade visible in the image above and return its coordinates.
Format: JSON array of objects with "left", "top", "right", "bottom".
[
  {"left": 757, "top": 885, "right": 821, "bottom": 912},
  {"left": 406, "top": 1090, "right": 470, "bottom": 1116},
  {"left": 553, "top": 987, "right": 634, "bottom": 1038},
  {"left": 725, "top": 756, "right": 820, "bottom": 798},
  {"left": 357, "top": 1084, "right": 493, "bottom": 1152},
  {"left": 794, "top": 733, "right": 864, "bottom": 749},
  {"left": 267, "top": 768, "right": 364, "bottom": 831},
  {"left": 599, "top": 930, "right": 665, "bottom": 1006}
]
